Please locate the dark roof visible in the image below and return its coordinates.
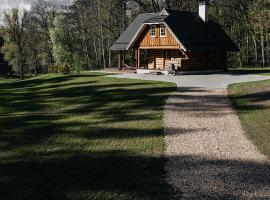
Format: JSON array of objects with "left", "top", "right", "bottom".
[
  {"left": 144, "top": 15, "right": 167, "bottom": 23},
  {"left": 111, "top": 9, "right": 239, "bottom": 51},
  {"left": 164, "top": 10, "right": 238, "bottom": 51},
  {"left": 110, "top": 13, "right": 160, "bottom": 50}
]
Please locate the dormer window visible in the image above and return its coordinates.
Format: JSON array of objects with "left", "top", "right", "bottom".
[
  {"left": 160, "top": 24, "right": 166, "bottom": 37},
  {"left": 150, "top": 25, "right": 156, "bottom": 38}
]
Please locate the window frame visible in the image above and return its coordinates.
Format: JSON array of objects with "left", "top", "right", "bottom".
[
  {"left": 160, "top": 24, "right": 166, "bottom": 37},
  {"left": 150, "top": 25, "right": 156, "bottom": 38}
]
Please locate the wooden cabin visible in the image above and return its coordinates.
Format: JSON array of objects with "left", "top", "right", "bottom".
[{"left": 111, "top": 2, "right": 238, "bottom": 74}]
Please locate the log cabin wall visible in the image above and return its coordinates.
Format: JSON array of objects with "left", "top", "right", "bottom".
[
  {"left": 181, "top": 51, "right": 226, "bottom": 71},
  {"left": 137, "top": 24, "right": 181, "bottom": 49},
  {"left": 146, "top": 50, "right": 226, "bottom": 71}
]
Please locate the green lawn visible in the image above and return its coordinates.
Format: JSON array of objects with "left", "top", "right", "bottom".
[
  {"left": 228, "top": 67, "right": 270, "bottom": 76},
  {"left": 228, "top": 79, "right": 270, "bottom": 158},
  {"left": 0, "top": 75, "right": 20, "bottom": 83},
  {"left": 0, "top": 73, "right": 176, "bottom": 200}
]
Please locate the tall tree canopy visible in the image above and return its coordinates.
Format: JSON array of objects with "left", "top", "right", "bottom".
[{"left": 0, "top": 0, "right": 269, "bottom": 78}]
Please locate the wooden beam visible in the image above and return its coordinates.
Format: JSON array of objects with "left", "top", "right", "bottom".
[
  {"left": 137, "top": 48, "right": 141, "bottom": 68},
  {"left": 163, "top": 50, "right": 165, "bottom": 70},
  {"left": 135, "top": 49, "right": 138, "bottom": 68},
  {"left": 118, "top": 51, "right": 124, "bottom": 71},
  {"left": 118, "top": 52, "right": 121, "bottom": 70},
  {"left": 139, "top": 46, "right": 180, "bottom": 49}
]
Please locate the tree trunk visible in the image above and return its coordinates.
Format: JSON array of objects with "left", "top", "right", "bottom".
[
  {"left": 260, "top": 17, "right": 265, "bottom": 67},
  {"left": 108, "top": 37, "right": 111, "bottom": 68},
  {"left": 93, "top": 35, "right": 98, "bottom": 66},
  {"left": 98, "top": 1, "right": 106, "bottom": 69},
  {"left": 34, "top": 51, "right": 38, "bottom": 76},
  {"left": 79, "top": 12, "right": 92, "bottom": 70},
  {"left": 246, "top": 31, "right": 249, "bottom": 65},
  {"left": 251, "top": 32, "right": 258, "bottom": 64}
]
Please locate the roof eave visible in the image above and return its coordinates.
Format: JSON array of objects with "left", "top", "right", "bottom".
[{"left": 126, "top": 24, "right": 146, "bottom": 50}]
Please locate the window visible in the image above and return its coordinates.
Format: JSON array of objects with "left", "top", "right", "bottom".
[
  {"left": 164, "top": 50, "right": 171, "bottom": 60},
  {"left": 160, "top": 24, "right": 166, "bottom": 37},
  {"left": 150, "top": 25, "right": 156, "bottom": 38}
]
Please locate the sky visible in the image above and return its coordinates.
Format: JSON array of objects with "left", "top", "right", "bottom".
[
  {"left": 0, "top": 0, "right": 36, "bottom": 24},
  {"left": 0, "top": 0, "right": 36, "bottom": 11},
  {"left": 0, "top": 0, "right": 72, "bottom": 25}
]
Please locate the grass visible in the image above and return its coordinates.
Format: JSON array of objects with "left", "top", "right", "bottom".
[
  {"left": 228, "top": 67, "right": 270, "bottom": 76},
  {"left": 228, "top": 79, "right": 270, "bottom": 158},
  {"left": 0, "top": 74, "right": 20, "bottom": 83},
  {"left": 0, "top": 72, "right": 177, "bottom": 200}
]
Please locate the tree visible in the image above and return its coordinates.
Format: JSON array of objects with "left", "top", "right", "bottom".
[
  {"left": 50, "top": 14, "right": 87, "bottom": 72},
  {"left": 2, "top": 9, "right": 28, "bottom": 79},
  {"left": 31, "top": 0, "right": 59, "bottom": 67}
]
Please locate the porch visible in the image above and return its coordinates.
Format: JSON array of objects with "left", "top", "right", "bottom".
[
  {"left": 136, "top": 48, "right": 185, "bottom": 71},
  {"left": 117, "top": 49, "right": 227, "bottom": 73}
]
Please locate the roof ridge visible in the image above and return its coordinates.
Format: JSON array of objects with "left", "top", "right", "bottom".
[
  {"left": 165, "top": 9, "right": 196, "bottom": 12},
  {"left": 138, "top": 12, "right": 160, "bottom": 16}
]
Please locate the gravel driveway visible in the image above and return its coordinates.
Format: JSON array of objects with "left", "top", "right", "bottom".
[
  {"left": 109, "top": 73, "right": 270, "bottom": 199},
  {"left": 108, "top": 73, "right": 270, "bottom": 88}
]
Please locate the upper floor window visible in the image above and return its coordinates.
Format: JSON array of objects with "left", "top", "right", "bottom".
[
  {"left": 150, "top": 25, "right": 156, "bottom": 38},
  {"left": 160, "top": 24, "right": 166, "bottom": 37}
]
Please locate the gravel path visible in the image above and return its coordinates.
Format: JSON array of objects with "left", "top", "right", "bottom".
[
  {"left": 108, "top": 73, "right": 270, "bottom": 199},
  {"left": 164, "top": 88, "right": 270, "bottom": 199},
  {"left": 108, "top": 73, "right": 270, "bottom": 88}
]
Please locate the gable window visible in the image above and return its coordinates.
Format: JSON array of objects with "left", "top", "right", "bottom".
[
  {"left": 160, "top": 24, "right": 166, "bottom": 37},
  {"left": 150, "top": 25, "right": 156, "bottom": 38}
]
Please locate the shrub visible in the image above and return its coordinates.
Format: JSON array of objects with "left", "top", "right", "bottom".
[
  {"left": 48, "top": 65, "right": 58, "bottom": 73},
  {"left": 48, "top": 63, "right": 71, "bottom": 74},
  {"left": 58, "top": 63, "right": 71, "bottom": 74}
]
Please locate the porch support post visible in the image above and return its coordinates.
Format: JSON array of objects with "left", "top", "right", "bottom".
[
  {"left": 163, "top": 50, "right": 165, "bottom": 70},
  {"left": 137, "top": 48, "right": 140, "bottom": 69},
  {"left": 118, "top": 51, "right": 123, "bottom": 71},
  {"left": 123, "top": 52, "right": 126, "bottom": 67}
]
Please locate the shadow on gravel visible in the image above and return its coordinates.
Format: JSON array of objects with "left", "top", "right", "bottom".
[
  {"left": 167, "top": 87, "right": 269, "bottom": 115},
  {"left": 166, "top": 88, "right": 234, "bottom": 117},
  {"left": 166, "top": 155, "right": 270, "bottom": 199}
]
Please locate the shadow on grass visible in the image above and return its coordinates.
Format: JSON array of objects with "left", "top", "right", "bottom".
[
  {"left": 236, "top": 90, "right": 270, "bottom": 103},
  {"left": 0, "top": 73, "right": 177, "bottom": 199},
  {"left": 0, "top": 150, "right": 176, "bottom": 200},
  {"left": 228, "top": 68, "right": 270, "bottom": 75},
  {"left": 229, "top": 89, "right": 270, "bottom": 112}
]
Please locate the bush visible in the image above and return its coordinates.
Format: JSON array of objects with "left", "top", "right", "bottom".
[
  {"left": 58, "top": 63, "right": 70, "bottom": 74},
  {"left": 48, "top": 63, "right": 71, "bottom": 74},
  {"left": 48, "top": 65, "right": 58, "bottom": 73}
]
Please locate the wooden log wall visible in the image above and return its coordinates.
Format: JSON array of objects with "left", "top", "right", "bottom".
[
  {"left": 145, "top": 50, "right": 226, "bottom": 71},
  {"left": 137, "top": 25, "right": 181, "bottom": 49},
  {"left": 181, "top": 51, "right": 226, "bottom": 71}
]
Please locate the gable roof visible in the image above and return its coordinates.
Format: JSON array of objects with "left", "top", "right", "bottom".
[
  {"left": 164, "top": 10, "right": 238, "bottom": 51},
  {"left": 110, "top": 13, "right": 160, "bottom": 51},
  {"left": 110, "top": 9, "right": 239, "bottom": 52}
]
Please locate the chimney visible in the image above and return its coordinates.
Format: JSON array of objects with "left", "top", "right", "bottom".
[{"left": 199, "top": 1, "right": 209, "bottom": 22}]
